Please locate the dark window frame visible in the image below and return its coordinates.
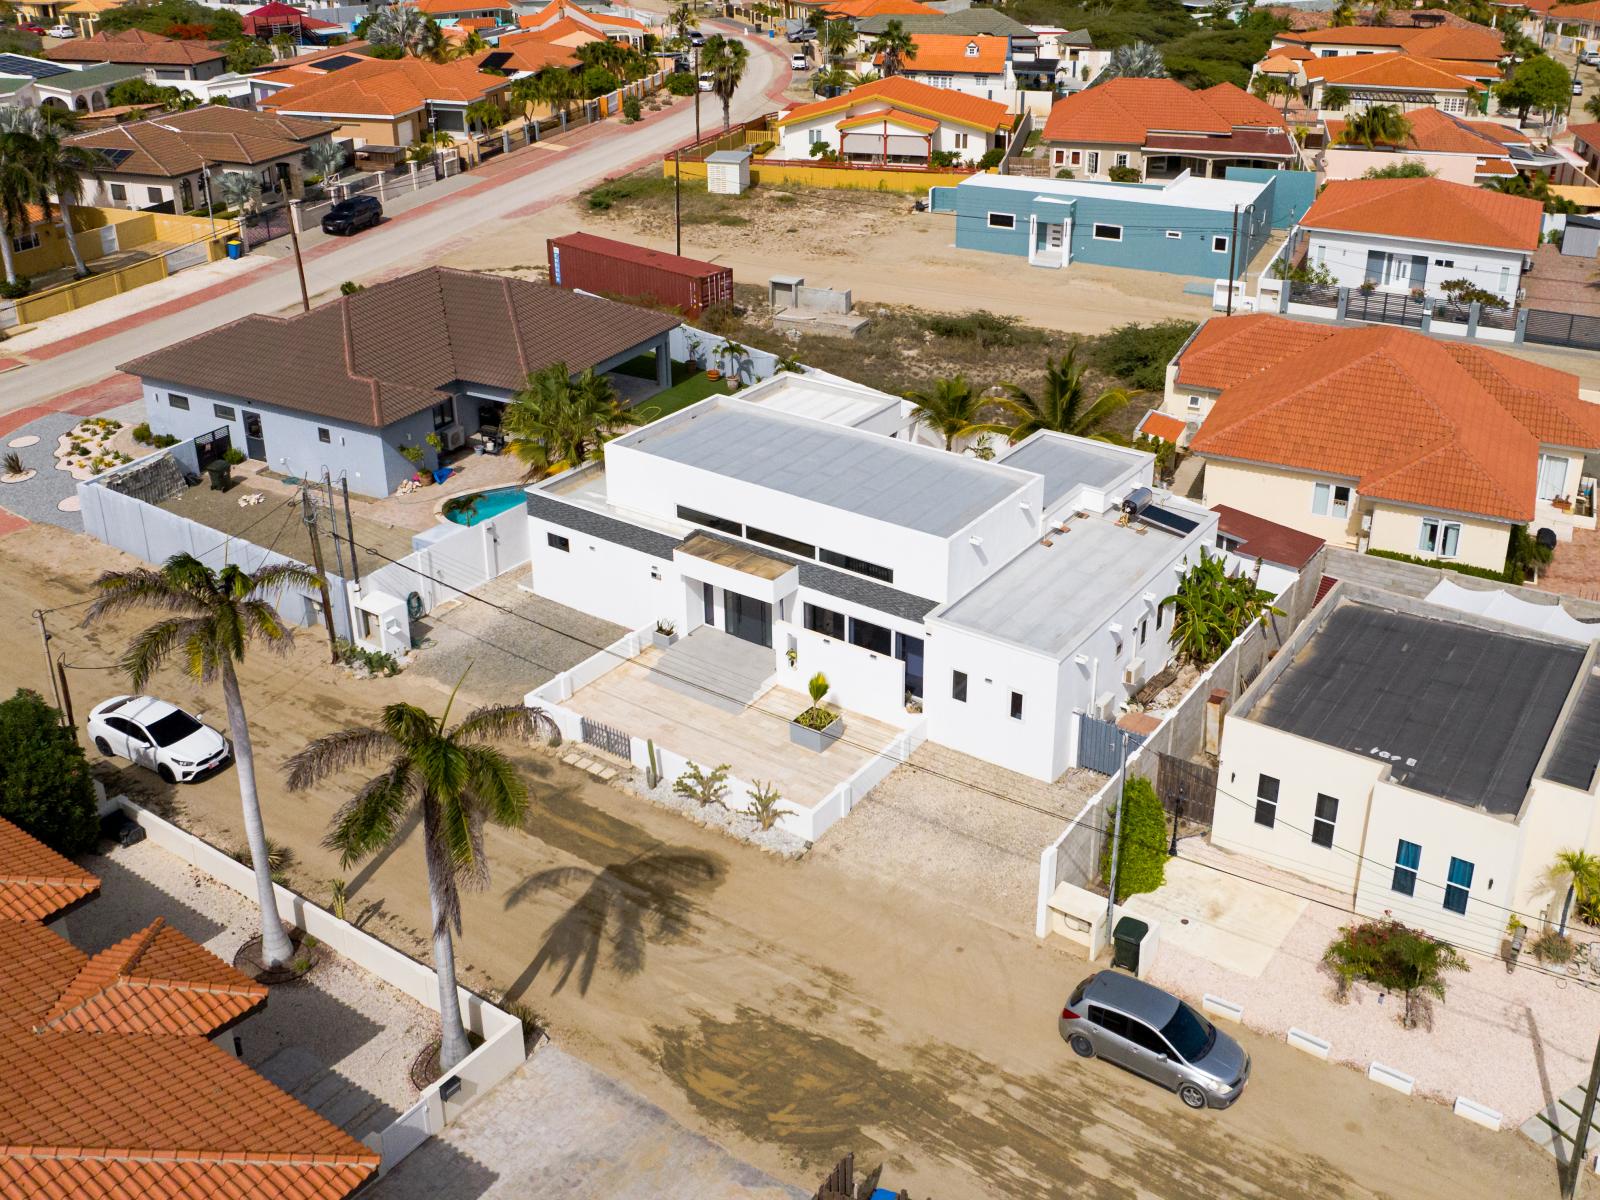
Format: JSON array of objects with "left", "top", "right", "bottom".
[
  {"left": 547, "top": 532, "right": 570, "bottom": 552},
  {"left": 317, "top": 427, "right": 331, "bottom": 444},
  {"left": 1254, "top": 774, "right": 1279, "bottom": 828},
  {"left": 168, "top": 393, "right": 190, "bottom": 411},
  {"left": 803, "top": 602, "right": 846, "bottom": 639},
  {"left": 432, "top": 396, "right": 456, "bottom": 431},
  {"left": 676, "top": 505, "right": 742, "bottom": 537},
  {"left": 819, "top": 547, "right": 893, "bottom": 583},
  {"left": 745, "top": 524, "right": 815, "bottom": 559},
  {"left": 952, "top": 670, "right": 967, "bottom": 702},
  {"left": 1092, "top": 223, "right": 1123, "bottom": 242},
  {"left": 1392, "top": 839, "right": 1420, "bottom": 896},
  {"left": 213, "top": 403, "right": 235, "bottom": 421},
  {"left": 1010, "top": 691, "right": 1023, "bottom": 720},
  {"left": 1444, "top": 856, "right": 1473, "bottom": 914},
  {"left": 1311, "top": 793, "right": 1337, "bottom": 848},
  {"left": 848, "top": 616, "right": 892, "bottom": 656}
]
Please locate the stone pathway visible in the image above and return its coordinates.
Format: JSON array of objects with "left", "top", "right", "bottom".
[{"left": 1521, "top": 1081, "right": 1600, "bottom": 1173}]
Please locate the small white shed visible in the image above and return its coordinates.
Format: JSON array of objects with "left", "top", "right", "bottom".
[{"left": 706, "top": 148, "right": 752, "bottom": 196}]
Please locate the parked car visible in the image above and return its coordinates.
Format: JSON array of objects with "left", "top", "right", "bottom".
[
  {"left": 790, "top": 52, "right": 809, "bottom": 70},
  {"left": 1576, "top": 79, "right": 1586, "bottom": 95},
  {"left": 18, "top": 23, "right": 46, "bottom": 33},
  {"left": 787, "top": 27, "right": 815, "bottom": 43},
  {"left": 1059, "top": 972, "right": 1249, "bottom": 1110},
  {"left": 698, "top": 72, "right": 715, "bottom": 91},
  {"left": 687, "top": 29, "right": 704, "bottom": 45},
  {"left": 89, "top": 695, "right": 231, "bottom": 784},
  {"left": 321, "top": 194, "right": 382, "bottom": 236},
  {"left": 46, "top": 23, "right": 73, "bottom": 37}
]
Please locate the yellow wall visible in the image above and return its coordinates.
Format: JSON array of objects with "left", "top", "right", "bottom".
[
  {"left": 13, "top": 207, "right": 224, "bottom": 277},
  {"left": 665, "top": 157, "right": 975, "bottom": 194},
  {"left": 1201, "top": 458, "right": 1365, "bottom": 546},
  {"left": 1366, "top": 503, "right": 1510, "bottom": 572}
]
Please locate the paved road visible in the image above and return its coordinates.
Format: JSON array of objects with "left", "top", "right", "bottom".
[{"left": 1, "top": 25, "right": 784, "bottom": 418}]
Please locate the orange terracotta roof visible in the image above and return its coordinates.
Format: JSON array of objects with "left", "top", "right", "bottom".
[
  {"left": 1301, "top": 176, "right": 1540, "bottom": 250},
  {"left": 0, "top": 922, "right": 86, "bottom": 1030},
  {"left": 1280, "top": 22, "right": 1504, "bottom": 62},
  {"left": 837, "top": 107, "right": 940, "bottom": 132},
  {"left": 1552, "top": 1, "right": 1600, "bottom": 18},
  {"left": 1138, "top": 411, "right": 1187, "bottom": 443},
  {"left": 40, "top": 918, "right": 268, "bottom": 1037},
  {"left": 823, "top": 0, "right": 938, "bottom": 15},
  {"left": 508, "top": 16, "right": 600, "bottom": 44},
  {"left": 1183, "top": 315, "right": 1600, "bottom": 522},
  {"left": 1042, "top": 78, "right": 1284, "bottom": 146},
  {"left": 454, "top": 15, "right": 497, "bottom": 28},
  {"left": 1324, "top": 107, "right": 1513, "bottom": 158},
  {"left": 260, "top": 54, "right": 508, "bottom": 118},
  {"left": 896, "top": 34, "right": 1007, "bottom": 75},
  {"left": 518, "top": 0, "right": 643, "bottom": 31},
  {"left": 0, "top": 1155, "right": 377, "bottom": 1200},
  {"left": 778, "top": 74, "right": 1010, "bottom": 133},
  {"left": 476, "top": 40, "right": 577, "bottom": 71},
  {"left": 1463, "top": 118, "right": 1531, "bottom": 145},
  {"left": 1571, "top": 121, "right": 1600, "bottom": 152},
  {"left": 0, "top": 819, "right": 98, "bottom": 923},
  {"left": 414, "top": 0, "right": 510, "bottom": 12},
  {"left": 1303, "top": 52, "right": 1487, "bottom": 90}
]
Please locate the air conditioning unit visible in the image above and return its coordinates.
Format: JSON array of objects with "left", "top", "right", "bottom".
[
  {"left": 1360, "top": 512, "right": 1373, "bottom": 533},
  {"left": 1094, "top": 691, "right": 1116, "bottom": 719},
  {"left": 1123, "top": 658, "right": 1144, "bottom": 687},
  {"left": 442, "top": 425, "right": 466, "bottom": 452}
]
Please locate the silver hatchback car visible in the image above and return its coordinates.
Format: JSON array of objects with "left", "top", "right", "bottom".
[{"left": 1059, "top": 972, "right": 1249, "bottom": 1109}]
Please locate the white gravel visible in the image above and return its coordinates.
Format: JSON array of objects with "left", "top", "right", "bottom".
[{"left": 614, "top": 765, "right": 810, "bottom": 858}]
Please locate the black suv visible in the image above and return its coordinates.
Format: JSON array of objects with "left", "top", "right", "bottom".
[{"left": 321, "top": 194, "right": 382, "bottom": 236}]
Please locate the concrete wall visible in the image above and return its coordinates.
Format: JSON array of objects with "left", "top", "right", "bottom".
[
  {"left": 1225, "top": 166, "right": 1316, "bottom": 229},
  {"left": 1319, "top": 147, "right": 1481, "bottom": 186},
  {"left": 1043, "top": 139, "right": 1143, "bottom": 180}
]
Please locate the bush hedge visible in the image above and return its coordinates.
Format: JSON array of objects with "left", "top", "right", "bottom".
[
  {"left": 0, "top": 689, "right": 98, "bottom": 855},
  {"left": 1100, "top": 775, "right": 1167, "bottom": 902},
  {"left": 1365, "top": 548, "right": 1516, "bottom": 584}
]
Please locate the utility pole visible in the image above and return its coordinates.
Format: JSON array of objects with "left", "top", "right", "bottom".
[
  {"left": 674, "top": 144, "right": 683, "bottom": 256},
  {"left": 1169, "top": 784, "right": 1184, "bottom": 858},
  {"left": 1225, "top": 203, "right": 1241, "bottom": 317},
  {"left": 300, "top": 489, "right": 340, "bottom": 663},
  {"left": 694, "top": 44, "right": 702, "bottom": 144},
  {"left": 286, "top": 207, "right": 310, "bottom": 314},
  {"left": 321, "top": 471, "right": 347, "bottom": 585},
  {"left": 54, "top": 655, "right": 76, "bottom": 740},
  {"left": 33, "top": 610, "right": 64, "bottom": 722},
  {"left": 1106, "top": 727, "right": 1127, "bottom": 935},
  {"left": 340, "top": 476, "right": 361, "bottom": 588},
  {"left": 1566, "top": 1028, "right": 1600, "bottom": 1198}
]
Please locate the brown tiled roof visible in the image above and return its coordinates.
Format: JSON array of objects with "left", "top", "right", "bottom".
[
  {"left": 1213, "top": 504, "right": 1324, "bottom": 569},
  {"left": 70, "top": 107, "right": 329, "bottom": 178},
  {"left": 121, "top": 267, "right": 683, "bottom": 428},
  {"left": 1183, "top": 315, "right": 1600, "bottom": 522},
  {"left": 1300, "top": 176, "right": 1541, "bottom": 251},
  {"left": 0, "top": 820, "right": 98, "bottom": 923},
  {"left": 41, "top": 918, "right": 268, "bottom": 1037},
  {"left": 45, "top": 28, "right": 226, "bottom": 67}
]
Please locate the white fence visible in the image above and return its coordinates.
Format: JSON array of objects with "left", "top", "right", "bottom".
[
  {"left": 362, "top": 503, "right": 530, "bottom": 619},
  {"left": 99, "top": 790, "right": 526, "bottom": 1177},
  {"left": 670, "top": 322, "right": 782, "bottom": 385}
]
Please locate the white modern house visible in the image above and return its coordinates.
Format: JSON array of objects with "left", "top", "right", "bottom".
[
  {"left": 525, "top": 372, "right": 1217, "bottom": 784},
  {"left": 1212, "top": 583, "right": 1600, "bottom": 956}
]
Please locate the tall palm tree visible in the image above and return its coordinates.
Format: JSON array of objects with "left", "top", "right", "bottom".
[
  {"left": 285, "top": 683, "right": 554, "bottom": 1070},
  {"left": 669, "top": 0, "right": 697, "bottom": 44},
  {"left": 464, "top": 98, "right": 502, "bottom": 136},
  {"left": 1550, "top": 849, "right": 1600, "bottom": 935},
  {"left": 504, "top": 361, "right": 641, "bottom": 477},
  {"left": 85, "top": 554, "right": 323, "bottom": 969},
  {"left": 1099, "top": 41, "right": 1166, "bottom": 81},
  {"left": 367, "top": 1, "right": 440, "bottom": 58},
  {"left": 217, "top": 170, "right": 263, "bottom": 223},
  {"left": 1339, "top": 104, "right": 1411, "bottom": 149},
  {"left": 701, "top": 33, "right": 748, "bottom": 130},
  {"left": 998, "top": 347, "right": 1133, "bottom": 443},
  {"left": 822, "top": 18, "right": 855, "bottom": 70},
  {"left": 868, "top": 19, "right": 915, "bottom": 76},
  {"left": 28, "top": 117, "right": 98, "bottom": 279},
  {"left": 0, "top": 116, "right": 42, "bottom": 287},
  {"left": 903, "top": 375, "right": 998, "bottom": 451}
]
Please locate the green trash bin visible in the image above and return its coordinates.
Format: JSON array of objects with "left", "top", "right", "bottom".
[
  {"left": 1112, "top": 915, "right": 1148, "bottom": 974},
  {"left": 205, "top": 460, "right": 231, "bottom": 491}
]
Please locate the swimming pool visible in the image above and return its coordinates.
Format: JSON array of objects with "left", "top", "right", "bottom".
[{"left": 442, "top": 486, "right": 526, "bottom": 526}]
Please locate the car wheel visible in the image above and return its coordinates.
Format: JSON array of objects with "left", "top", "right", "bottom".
[
  {"left": 156, "top": 764, "right": 176, "bottom": 785},
  {"left": 1178, "top": 1082, "right": 1207, "bottom": 1110},
  {"left": 93, "top": 736, "right": 112, "bottom": 756},
  {"left": 1069, "top": 1034, "right": 1095, "bottom": 1058}
]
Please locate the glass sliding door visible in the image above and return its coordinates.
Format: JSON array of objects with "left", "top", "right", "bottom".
[{"left": 724, "top": 590, "right": 772, "bottom": 648}]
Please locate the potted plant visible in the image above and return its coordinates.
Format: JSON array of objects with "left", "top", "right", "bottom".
[
  {"left": 1358, "top": 279, "right": 1376, "bottom": 296},
  {"left": 789, "top": 671, "right": 843, "bottom": 752},
  {"left": 425, "top": 432, "right": 444, "bottom": 458},
  {"left": 653, "top": 618, "right": 678, "bottom": 649},
  {"left": 785, "top": 647, "right": 797, "bottom": 667}
]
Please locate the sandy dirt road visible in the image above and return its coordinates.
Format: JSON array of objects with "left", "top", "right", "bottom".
[{"left": 1, "top": 522, "right": 1560, "bottom": 1200}]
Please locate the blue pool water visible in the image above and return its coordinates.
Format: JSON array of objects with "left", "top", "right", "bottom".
[{"left": 443, "top": 486, "right": 526, "bottom": 526}]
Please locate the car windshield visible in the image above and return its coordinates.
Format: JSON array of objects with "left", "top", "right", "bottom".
[
  {"left": 331, "top": 202, "right": 356, "bottom": 215},
  {"left": 145, "top": 709, "right": 204, "bottom": 747},
  {"left": 1159, "top": 1001, "right": 1216, "bottom": 1062}
]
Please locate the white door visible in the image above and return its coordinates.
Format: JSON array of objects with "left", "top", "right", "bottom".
[
  {"left": 397, "top": 119, "right": 414, "bottom": 145},
  {"left": 1046, "top": 223, "right": 1064, "bottom": 250}
]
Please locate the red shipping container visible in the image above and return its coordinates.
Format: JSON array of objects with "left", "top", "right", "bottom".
[{"left": 546, "top": 232, "right": 734, "bottom": 317}]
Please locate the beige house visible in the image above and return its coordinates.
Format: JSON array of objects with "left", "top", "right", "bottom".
[
  {"left": 1158, "top": 314, "right": 1600, "bottom": 573},
  {"left": 1214, "top": 585, "right": 1600, "bottom": 956}
]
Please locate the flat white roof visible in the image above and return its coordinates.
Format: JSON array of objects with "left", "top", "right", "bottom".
[
  {"left": 737, "top": 371, "right": 901, "bottom": 429},
  {"left": 996, "top": 432, "right": 1145, "bottom": 509},
  {"left": 959, "top": 170, "right": 1272, "bottom": 213}
]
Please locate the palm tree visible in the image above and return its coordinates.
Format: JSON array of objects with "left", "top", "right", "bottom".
[
  {"left": 217, "top": 169, "right": 263, "bottom": 224},
  {"left": 85, "top": 554, "right": 323, "bottom": 969},
  {"left": 1099, "top": 41, "right": 1165, "bottom": 81},
  {"left": 367, "top": 1, "right": 440, "bottom": 58},
  {"left": 285, "top": 682, "right": 554, "bottom": 1070},
  {"left": 868, "top": 19, "right": 915, "bottom": 76},
  {"left": 669, "top": 0, "right": 697, "bottom": 44},
  {"left": 464, "top": 98, "right": 502, "bottom": 136},
  {"left": 997, "top": 347, "right": 1133, "bottom": 442},
  {"left": 504, "top": 361, "right": 641, "bottom": 477},
  {"left": 303, "top": 137, "right": 346, "bottom": 183},
  {"left": 1331, "top": 0, "right": 1356, "bottom": 25},
  {"left": 1550, "top": 849, "right": 1600, "bottom": 935},
  {"left": 822, "top": 18, "right": 855, "bottom": 70},
  {"left": 27, "top": 117, "right": 98, "bottom": 279},
  {"left": 0, "top": 116, "right": 41, "bottom": 287},
  {"left": 903, "top": 375, "right": 997, "bottom": 451},
  {"left": 701, "top": 34, "right": 748, "bottom": 130},
  {"left": 1339, "top": 104, "right": 1411, "bottom": 149}
]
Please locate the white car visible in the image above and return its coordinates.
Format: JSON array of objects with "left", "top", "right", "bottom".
[
  {"left": 46, "top": 24, "right": 73, "bottom": 37},
  {"left": 698, "top": 72, "right": 714, "bottom": 91},
  {"left": 89, "top": 695, "right": 230, "bottom": 784},
  {"left": 790, "top": 53, "right": 809, "bottom": 70}
]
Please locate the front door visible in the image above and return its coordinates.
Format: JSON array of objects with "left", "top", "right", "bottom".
[
  {"left": 724, "top": 589, "right": 772, "bottom": 648},
  {"left": 1046, "top": 223, "right": 1064, "bottom": 251},
  {"left": 243, "top": 410, "right": 266, "bottom": 461},
  {"left": 895, "top": 632, "right": 924, "bottom": 699}
]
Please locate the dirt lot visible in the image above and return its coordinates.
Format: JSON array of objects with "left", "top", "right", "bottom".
[{"left": 0, "top": 519, "right": 1562, "bottom": 1200}]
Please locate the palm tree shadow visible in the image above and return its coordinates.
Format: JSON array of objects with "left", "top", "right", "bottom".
[{"left": 503, "top": 850, "right": 723, "bottom": 997}]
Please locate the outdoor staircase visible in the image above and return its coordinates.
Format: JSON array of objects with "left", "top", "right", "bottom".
[{"left": 648, "top": 627, "right": 775, "bottom": 714}]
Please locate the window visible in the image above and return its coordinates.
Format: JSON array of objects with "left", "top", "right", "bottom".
[
  {"left": 745, "top": 525, "right": 814, "bottom": 558},
  {"left": 1311, "top": 482, "right": 1351, "bottom": 519},
  {"left": 1124, "top": 1020, "right": 1171, "bottom": 1057},
  {"left": 1114, "top": 152, "right": 1129, "bottom": 168},
  {"left": 1187, "top": 394, "right": 1201, "bottom": 410},
  {"left": 1092, "top": 223, "right": 1122, "bottom": 241},
  {"left": 1138, "top": 616, "right": 1148, "bottom": 646},
  {"left": 987, "top": 211, "right": 1016, "bottom": 229},
  {"left": 1254, "top": 774, "right": 1279, "bottom": 827},
  {"left": 1538, "top": 453, "right": 1568, "bottom": 501},
  {"left": 964, "top": 40, "right": 979, "bottom": 56},
  {"left": 676, "top": 505, "right": 741, "bottom": 536},
  {"left": 1440, "top": 95, "right": 1466, "bottom": 114},
  {"left": 1311, "top": 794, "right": 1338, "bottom": 848},
  {"left": 1156, "top": 602, "right": 1165, "bottom": 630},
  {"left": 1086, "top": 151, "right": 1099, "bottom": 174},
  {"left": 1392, "top": 839, "right": 1420, "bottom": 896},
  {"left": 1070, "top": 150, "right": 1082, "bottom": 166},
  {"left": 952, "top": 670, "right": 967, "bottom": 702},
  {"left": 1212, "top": 235, "right": 1229, "bottom": 253},
  {"left": 213, "top": 404, "right": 235, "bottom": 421},
  {"left": 1419, "top": 517, "right": 1461, "bottom": 559},
  {"left": 168, "top": 393, "right": 189, "bottom": 411},
  {"left": 1166, "top": 230, "right": 1182, "bottom": 240},
  {"left": 848, "top": 617, "right": 892, "bottom": 656},
  {"left": 547, "top": 532, "right": 570, "bottom": 552},
  {"left": 1443, "top": 857, "right": 1474, "bottom": 914},
  {"left": 1499, "top": 265, "right": 1511, "bottom": 295},
  {"left": 1087, "top": 1005, "right": 1127, "bottom": 1037},
  {"left": 9, "top": 230, "right": 38, "bottom": 253},
  {"left": 109, "top": 182, "right": 126, "bottom": 201},
  {"left": 1433, "top": 258, "right": 1454, "bottom": 268},
  {"left": 954, "top": 132, "right": 969, "bottom": 150},
  {"left": 1010, "top": 691, "right": 1023, "bottom": 720},
  {"left": 317, "top": 427, "right": 331, "bottom": 444},
  {"left": 1053, "top": 149, "right": 1065, "bottom": 165},
  {"left": 147, "top": 187, "right": 162, "bottom": 205},
  {"left": 431, "top": 397, "right": 455, "bottom": 430},
  {"left": 803, "top": 603, "right": 846, "bottom": 639},
  {"left": 819, "top": 548, "right": 893, "bottom": 583},
  {"left": 809, "top": 128, "right": 824, "bottom": 144}
]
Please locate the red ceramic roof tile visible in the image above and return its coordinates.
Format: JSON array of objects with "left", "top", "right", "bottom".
[
  {"left": 0, "top": 923, "right": 85, "bottom": 1031},
  {"left": 1280, "top": 22, "right": 1504, "bottom": 62},
  {"left": 1302, "top": 52, "right": 1489, "bottom": 90},
  {"left": 0, "top": 1155, "right": 375, "bottom": 1200},
  {"left": 0, "top": 819, "right": 99, "bottom": 923},
  {"left": 778, "top": 75, "right": 1011, "bottom": 133},
  {"left": 1042, "top": 78, "right": 1285, "bottom": 146},
  {"left": 1137, "top": 412, "right": 1187, "bottom": 443},
  {"left": 45, "top": 28, "right": 226, "bottom": 66},
  {"left": 1325, "top": 106, "right": 1512, "bottom": 157},
  {"left": 259, "top": 54, "right": 508, "bottom": 118},
  {"left": 1212, "top": 504, "right": 1325, "bottom": 568},
  {"left": 1300, "top": 176, "right": 1541, "bottom": 251},
  {"left": 895, "top": 34, "right": 1007, "bottom": 75}
]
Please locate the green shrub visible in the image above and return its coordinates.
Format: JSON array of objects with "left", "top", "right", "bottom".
[
  {"left": 1, "top": 690, "right": 99, "bottom": 854},
  {"left": 976, "top": 147, "right": 1004, "bottom": 169},
  {"left": 1088, "top": 320, "right": 1199, "bottom": 391},
  {"left": 1323, "top": 917, "right": 1467, "bottom": 1028},
  {"left": 921, "top": 310, "right": 1044, "bottom": 350},
  {"left": 666, "top": 72, "right": 697, "bottom": 96},
  {"left": 335, "top": 637, "right": 401, "bottom": 677},
  {"left": 1364, "top": 548, "right": 1516, "bottom": 584},
  {"left": 152, "top": 433, "right": 179, "bottom": 448},
  {"left": 131, "top": 422, "right": 153, "bottom": 445},
  {"left": 1533, "top": 929, "right": 1576, "bottom": 963},
  {"left": 1099, "top": 775, "right": 1167, "bottom": 902},
  {"left": 0, "top": 277, "right": 31, "bottom": 300},
  {"left": 222, "top": 447, "right": 246, "bottom": 466},
  {"left": 673, "top": 762, "right": 730, "bottom": 808},
  {"left": 340, "top": 280, "right": 364, "bottom": 295},
  {"left": 744, "top": 780, "right": 793, "bottom": 830},
  {"left": 1107, "top": 165, "right": 1141, "bottom": 183},
  {"left": 622, "top": 95, "right": 642, "bottom": 121}
]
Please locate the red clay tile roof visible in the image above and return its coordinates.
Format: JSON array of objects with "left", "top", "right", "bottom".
[
  {"left": 0, "top": 923, "right": 87, "bottom": 1029},
  {"left": 40, "top": 918, "right": 268, "bottom": 1037},
  {"left": 518, "top": 0, "right": 644, "bottom": 31},
  {"left": 1184, "top": 315, "right": 1600, "bottom": 521},
  {"left": 259, "top": 54, "right": 508, "bottom": 118},
  {"left": 1300, "top": 176, "right": 1541, "bottom": 251},
  {"left": 894, "top": 33, "right": 1007, "bottom": 75},
  {"left": 1301, "top": 52, "right": 1488, "bottom": 90},
  {"left": 824, "top": 0, "right": 939, "bottom": 16},
  {"left": 1279, "top": 22, "right": 1504, "bottom": 62},
  {"left": 837, "top": 107, "right": 940, "bottom": 132},
  {"left": 475, "top": 38, "right": 578, "bottom": 71},
  {"left": 0, "top": 820, "right": 98, "bottom": 923},
  {"left": 778, "top": 75, "right": 1011, "bottom": 133},
  {"left": 1042, "top": 78, "right": 1284, "bottom": 146},
  {"left": 504, "top": 17, "right": 599, "bottom": 44},
  {"left": 1137, "top": 411, "right": 1187, "bottom": 443},
  {"left": 121, "top": 266, "right": 683, "bottom": 428},
  {"left": 45, "top": 28, "right": 226, "bottom": 66},
  {"left": 1213, "top": 504, "right": 1324, "bottom": 569},
  {"left": 1552, "top": 1, "right": 1600, "bottom": 19},
  {"left": 1571, "top": 121, "right": 1600, "bottom": 154},
  {"left": 1325, "top": 106, "right": 1511, "bottom": 156}
]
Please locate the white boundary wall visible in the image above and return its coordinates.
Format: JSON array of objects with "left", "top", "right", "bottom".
[
  {"left": 363, "top": 503, "right": 531, "bottom": 620},
  {"left": 100, "top": 792, "right": 525, "bottom": 1177}
]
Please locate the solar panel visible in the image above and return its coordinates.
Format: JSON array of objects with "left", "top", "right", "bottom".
[
  {"left": 315, "top": 54, "right": 364, "bottom": 71},
  {"left": 1140, "top": 505, "right": 1198, "bottom": 537},
  {"left": 481, "top": 51, "right": 512, "bottom": 71},
  {"left": 94, "top": 147, "right": 134, "bottom": 168},
  {"left": 0, "top": 54, "right": 70, "bottom": 80}
]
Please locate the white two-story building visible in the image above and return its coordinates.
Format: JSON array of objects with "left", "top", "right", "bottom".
[{"left": 525, "top": 373, "right": 1217, "bottom": 783}]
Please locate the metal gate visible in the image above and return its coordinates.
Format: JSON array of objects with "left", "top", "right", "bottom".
[
  {"left": 1077, "top": 713, "right": 1145, "bottom": 776},
  {"left": 193, "top": 425, "right": 232, "bottom": 469},
  {"left": 1345, "top": 290, "right": 1426, "bottom": 328},
  {"left": 579, "top": 717, "right": 630, "bottom": 759},
  {"left": 1154, "top": 751, "right": 1217, "bottom": 832},
  {"left": 239, "top": 206, "right": 291, "bottom": 248},
  {"left": 1524, "top": 308, "right": 1600, "bottom": 351}
]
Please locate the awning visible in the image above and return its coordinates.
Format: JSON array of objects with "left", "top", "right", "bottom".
[{"left": 1348, "top": 89, "right": 1437, "bottom": 103}]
